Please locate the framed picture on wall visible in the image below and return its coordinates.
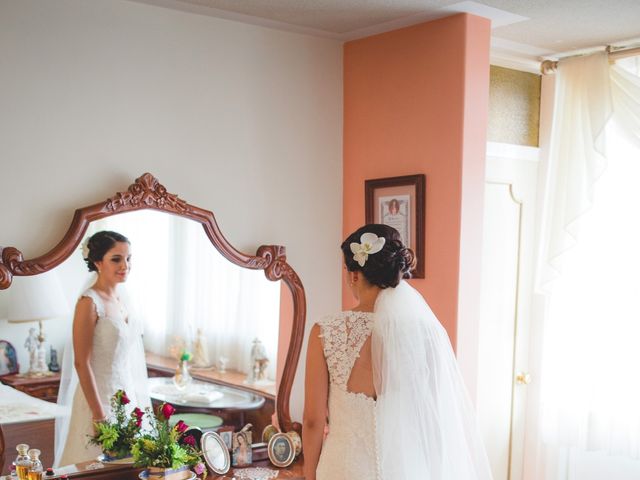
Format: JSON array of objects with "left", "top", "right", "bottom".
[{"left": 365, "top": 174, "right": 426, "bottom": 278}]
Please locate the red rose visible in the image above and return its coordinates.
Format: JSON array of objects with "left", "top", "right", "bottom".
[
  {"left": 161, "top": 403, "right": 176, "bottom": 419},
  {"left": 182, "top": 435, "right": 196, "bottom": 446},
  {"left": 120, "top": 391, "right": 131, "bottom": 405},
  {"left": 174, "top": 420, "right": 189, "bottom": 433},
  {"left": 134, "top": 407, "right": 144, "bottom": 420}
]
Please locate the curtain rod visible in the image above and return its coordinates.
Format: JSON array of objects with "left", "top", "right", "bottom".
[{"left": 540, "top": 45, "right": 640, "bottom": 74}]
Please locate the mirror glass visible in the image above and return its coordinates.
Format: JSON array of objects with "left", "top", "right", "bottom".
[{"left": 32, "top": 209, "right": 283, "bottom": 427}]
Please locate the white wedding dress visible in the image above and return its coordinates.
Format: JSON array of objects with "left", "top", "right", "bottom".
[
  {"left": 314, "top": 281, "right": 493, "bottom": 480},
  {"left": 315, "top": 311, "right": 380, "bottom": 480},
  {"left": 56, "top": 288, "right": 151, "bottom": 466}
]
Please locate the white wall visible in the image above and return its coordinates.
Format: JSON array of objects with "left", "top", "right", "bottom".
[{"left": 0, "top": 0, "right": 343, "bottom": 420}]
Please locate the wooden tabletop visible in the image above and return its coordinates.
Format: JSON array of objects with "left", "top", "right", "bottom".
[
  {"left": 0, "top": 371, "right": 61, "bottom": 387},
  {"left": 42, "top": 458, "right": 304, "bottom": 479}
]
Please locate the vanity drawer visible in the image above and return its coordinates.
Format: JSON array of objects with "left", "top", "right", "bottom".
[{"left": 0, "top": 373, "right": 61, "bottom": 402}]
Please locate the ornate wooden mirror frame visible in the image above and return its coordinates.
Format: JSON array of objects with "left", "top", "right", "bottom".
[{"left": 0, "top": 172, "right": 306, "bottom": 432}]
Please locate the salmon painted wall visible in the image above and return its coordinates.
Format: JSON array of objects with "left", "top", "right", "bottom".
[{"left": 342, "top": 13, "right": 490, "bottom": 364}]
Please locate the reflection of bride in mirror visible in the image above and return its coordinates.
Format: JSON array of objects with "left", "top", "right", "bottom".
[{"left": 55, "top": 231, "right": 151, "bottom": 466}]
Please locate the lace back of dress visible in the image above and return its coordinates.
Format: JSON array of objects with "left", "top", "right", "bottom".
[{"left": 320, "top": 312, "right": 375, "bottom": 394}]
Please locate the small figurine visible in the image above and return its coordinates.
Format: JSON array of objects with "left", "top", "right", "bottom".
[
  {"left": 218, "top": 356, "right": 229, "bottom": 373},
  {"left": 49, "top": 346, "right": 61, "bottom": 372},
  {"left": 24, "top": 328, "right": 39, "bottom": 373},
  {"left": 192, "top": 328, "right": 210, "bottom": 367},
  {"left": 246, "top": 338, "right": 269, "bottom": 384}
]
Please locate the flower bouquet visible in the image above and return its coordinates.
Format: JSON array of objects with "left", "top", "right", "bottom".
[
  {"left": 132, "top": 402, "right": 205, "bottom": 480},
  {"left": 90, "top": 389, "right": 144, "bottom": 460}
]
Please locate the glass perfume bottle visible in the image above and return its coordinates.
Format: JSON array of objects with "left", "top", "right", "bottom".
[
  {"left": 14, "top": 444, "right": 30, "bottom": 480},
  {"left": 27, "top": 449, "right": 43, "bottom": 480}
]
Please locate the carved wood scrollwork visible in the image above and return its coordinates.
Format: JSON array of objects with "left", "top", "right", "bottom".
[
  {"left": 0, "top": 173, "right": 306, "bottom": 433},
  {"left": 104, "top": 172, "right": 190, "bottom": 214}
]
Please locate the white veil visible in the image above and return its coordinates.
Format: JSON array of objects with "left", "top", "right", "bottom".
[
  {"left": 54, "top": 272, "right": 96, "bottom": 467},
  {"left": 372, "top": 280, "right": 493, "bottom": 480},
  {"left": 54, "top": 334, "right": 77, "bottom": 467}
]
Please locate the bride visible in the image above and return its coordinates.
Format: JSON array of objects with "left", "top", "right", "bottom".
[
  {"left": 55, "top": 231, "right": 150, "bottom": 466},
  {"left": 303, "top": 224, "right": 492, "bottom": 480}
]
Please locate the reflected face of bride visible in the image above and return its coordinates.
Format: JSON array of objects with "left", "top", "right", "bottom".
[{"left": 94, "top": 242, "right": 131, "bottom": 284}]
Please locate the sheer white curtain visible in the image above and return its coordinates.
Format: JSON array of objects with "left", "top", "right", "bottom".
[
  {"left": 86, "top": 211, "right": 280, "bottom": 380},
  {"left": 536, "top": 54, "right": 640, "bottom": 477}
]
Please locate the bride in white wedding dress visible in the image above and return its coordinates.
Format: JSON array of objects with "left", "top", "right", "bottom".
[
  {"left": 55, "top": 231, "right": 150, "bottom": 466},
  {"left": 303, "top": 224, "right": 493, "bottom": 480}
]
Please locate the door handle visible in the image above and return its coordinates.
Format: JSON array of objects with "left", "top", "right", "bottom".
[{"left": 515, "top": 372, "right": 532, "bottom": 385}]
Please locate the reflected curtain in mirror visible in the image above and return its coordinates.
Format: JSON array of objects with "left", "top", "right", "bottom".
[{"left": 85, "top": 211, "right": 280, "bottom": 380}]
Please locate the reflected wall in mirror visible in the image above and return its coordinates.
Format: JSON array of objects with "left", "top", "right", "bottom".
[{"left": 0, "top": 173, "right": 305, "bottom": 433}]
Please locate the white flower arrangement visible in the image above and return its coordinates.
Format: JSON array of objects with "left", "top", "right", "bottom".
[{"left": 350, "top": 233, "right": 385, "bottom": 267}]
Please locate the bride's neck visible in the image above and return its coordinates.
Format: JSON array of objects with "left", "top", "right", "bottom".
[
  {"left": 92, "top": 278, "right": 118, "bottom": 298},
  {"left": 354, "top": 285, "right": 381, "bottom": 312}
]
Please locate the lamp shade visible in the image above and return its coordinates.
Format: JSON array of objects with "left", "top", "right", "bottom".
[{"left": 7, "top": 271, "right": 69, "bottom": 323}]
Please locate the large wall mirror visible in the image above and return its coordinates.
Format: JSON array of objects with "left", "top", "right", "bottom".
[{"left": 0, "top": 173, "right": 306, "bottom": 433}]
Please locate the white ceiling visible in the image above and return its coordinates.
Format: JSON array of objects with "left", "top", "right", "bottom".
[{"left": 131, "top": 0, "right": 640, "bottom": 69}]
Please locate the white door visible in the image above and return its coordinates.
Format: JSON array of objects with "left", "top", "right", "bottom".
[{"left": 477, "top": 142, "right": 540, "bottom": 480}]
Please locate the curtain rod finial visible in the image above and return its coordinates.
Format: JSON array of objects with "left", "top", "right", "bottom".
[{"left": 541, "top": 59, "right": 558, "bottom": 75}]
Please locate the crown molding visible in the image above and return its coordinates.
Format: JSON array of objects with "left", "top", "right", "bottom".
[{"left": 490, "top": 37, "right": 554, "bottom": 74}]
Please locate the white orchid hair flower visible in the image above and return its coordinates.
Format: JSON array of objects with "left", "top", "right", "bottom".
[
  {"left": 81, "top": 238, "right": 90, "bottom": 259},
  {"left": 350, "top": 232, "right": 386, "bottom": 267}
]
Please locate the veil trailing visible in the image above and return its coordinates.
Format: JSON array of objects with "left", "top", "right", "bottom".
[{"left": 372, "top": 280, "right": 493, "bottom": 480}]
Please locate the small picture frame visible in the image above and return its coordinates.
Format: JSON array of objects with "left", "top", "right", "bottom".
[
  {"left": 262, "top": 424, "right": 279, "bottom": 444},
  {"left": 365, "top": 174, "right": 426, "bottom": 278},
  {"left": 232, "top": 430, "right": 252, "bottom": 467},
  {"left": 267, "top": 433, "right": 295, "bottom": 468},
  {"left": 0, "top": 340, "right": 19, "bottom": 376},
  {"left": 218, "top": 425, "right": 234, "bottom": 450},
  {"left": 201, "top": 431, "right": 231, "bottom": 475}
]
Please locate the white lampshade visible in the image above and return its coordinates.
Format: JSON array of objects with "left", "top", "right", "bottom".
[{"left": 7, "top": 271, "right": 69, "bottom": 323}]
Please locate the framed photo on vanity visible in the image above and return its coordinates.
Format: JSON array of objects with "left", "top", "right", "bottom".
[
  {"left": 365, "top": 174, "right": 426, "bottom": 278},
  {"left": 0, "top": 340, "right": 19, "bottom": 376}
]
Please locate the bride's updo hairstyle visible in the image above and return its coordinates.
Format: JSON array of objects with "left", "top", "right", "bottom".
[
  {"left": 341, "top": 224, "right": 416, "bottom": 289},
  {"left": 83, "top": 230, "right": 129, "bottom": 272}
]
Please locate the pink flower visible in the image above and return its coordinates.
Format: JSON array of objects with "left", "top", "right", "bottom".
[
  {"left": 194, "top": 463, "right": 205, "bottom": 475},
  {"left": 182, "top": 435, "right": 196, "bottom": 446},
  {"left": 160, "top": 403, "right": 175, "bottom": 419},
  {"left": 174, "top": 420, "right": 188, "bottom": 433}
]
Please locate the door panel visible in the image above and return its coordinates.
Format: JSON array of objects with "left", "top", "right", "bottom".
[{"left": 478, "top": 143, "right": 539, "bottom": 480}]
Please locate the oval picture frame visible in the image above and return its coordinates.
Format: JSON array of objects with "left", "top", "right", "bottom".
[
  {"left": 267, "top": 433, "right": 295, "bottom": 468},
  {"left": 201, "top": 431, "right": 231, "bottom": 475}
]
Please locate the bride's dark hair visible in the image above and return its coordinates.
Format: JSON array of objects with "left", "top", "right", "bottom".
[
  {"left": 341, "top": 224, "right": 415, "bottom": 288},
  {"left": 84, "top": 230, "right": 129, "bottom": 272}
]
